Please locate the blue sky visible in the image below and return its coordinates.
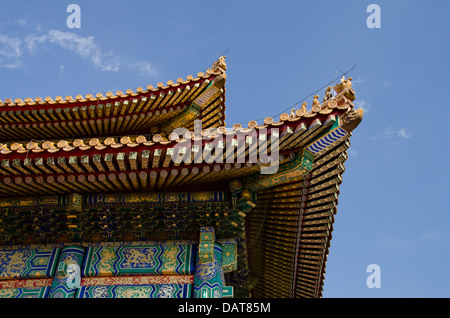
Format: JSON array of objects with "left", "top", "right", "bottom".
[{"left": 0, "top": 0, "right": 449, "bottom": 297}]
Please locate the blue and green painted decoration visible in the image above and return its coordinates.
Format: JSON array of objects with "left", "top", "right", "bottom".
[{"left": 0, "top": 227, "right": 237, "bottom": 298}]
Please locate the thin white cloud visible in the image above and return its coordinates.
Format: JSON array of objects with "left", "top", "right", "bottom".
[
  {"left": 59, "top": 64, "right": 65, "bottom": 77},
  {"left": 348, "top": 148, "right": 358, "bottom": 158},
  {"left": 352, "top": 77, "right": 365, "bottom": 84},
  {"left": 382, "top": 127, "right": 412, "bottom": 139},
  {"left": 128, "top": 60, "right": 158, "bottom": 76},
  {"left": 0, "top": 34, "right": 22, "bottom": 69},
  {"left": 355, "top": 99, "right": 370, "bottom": 113},
  {"left": 369, "top": 127, "right": 412, "bottom": 141},
  {"left": 384, "top": 81, "right": 393, "bottom": 88},
  {"left": 19, "top": 29, "right": 157, "bottom": 75},
  {"left": 25, "top": 29, "right": 121, "bottom": 72},
  {"left": 17, "top": 19, "right": 26, "bottom": 27},
  {"left": 395, "top": 128, "right": 412, "bottom": 139}
]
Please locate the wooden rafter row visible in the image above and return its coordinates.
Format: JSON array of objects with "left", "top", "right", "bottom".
[
  {"left": 247, "top": 136, "right": 350, "bottom": 298},
  {"left": 0, "top": 153, "right": 297, "bottom": 197}
]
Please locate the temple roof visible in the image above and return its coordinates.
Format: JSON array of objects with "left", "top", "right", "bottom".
[
  {"left": 0, "top": 57, "right": 227, "bottom": 142},
  {"left": 0, "top": 87, "right": 359, "bottom": 197},
  {"left": 0, "top": 58, "right": 363, "bottom": 299}
]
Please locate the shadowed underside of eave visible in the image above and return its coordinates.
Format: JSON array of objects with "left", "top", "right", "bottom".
[{"left": 247, "top": 134, "right": 351, "bottom": 298}]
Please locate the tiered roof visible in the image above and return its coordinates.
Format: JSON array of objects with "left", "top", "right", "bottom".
[
  {"left": 0, "top": 57, "right": 363, "bottom": 298},
  {"left": 0, "top": 57, "right": 227, "bottom": 141}
]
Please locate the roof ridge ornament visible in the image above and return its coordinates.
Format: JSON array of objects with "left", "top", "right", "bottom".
[
  {"left": 209, "top": 56, "right": 227, "bottom": 73},
  {"left": 340, "top": 108, "right": 364, "bottom": 133},
  {"left": 333, "top": 76, "right": 355, "bottom": 101}
]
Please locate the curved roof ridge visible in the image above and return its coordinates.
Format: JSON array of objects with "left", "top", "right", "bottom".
[{"left": 0, "top": 57, "right": 227, "bottom": 108}]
